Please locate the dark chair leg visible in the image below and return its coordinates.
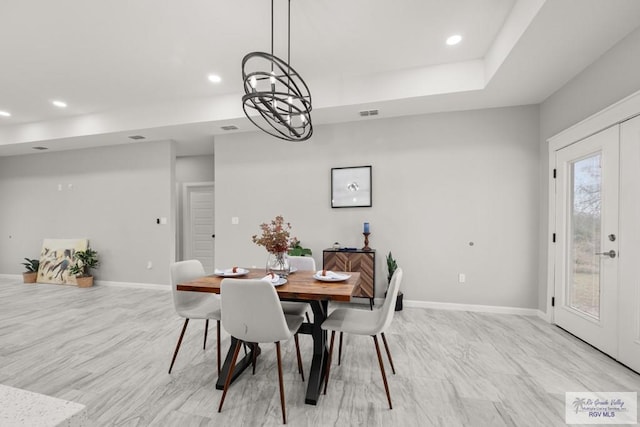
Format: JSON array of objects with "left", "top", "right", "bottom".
[
  {"left": 323, "top": 331, "right": 336, "bottom": 395},
  {"left": 252, "top": 343, "right": 258, "bottom": 374},
  {"left": 218, "top": 339, "right": 242, "bottom": 413},
  {"left": 275, "top": 342, "right": 287, "bottom": 424},
  {"left": 305, "top": 312, "right": 311, "bottom": 323},
  {"left": 168, "top": 318, "right": 189, "bottom": 374},
  {"left": 380, "top": 332, "right": 396, "bottom": 375},
  {"left": 373, "top": 335, "right": 392, "bottom": 409},
  {"left": 294, "top": 333, "right": 304, "bottom": 381},
  {"left": 338, "top": 332, "right": 343, "bottom": 365},
  {"left": 204, "top": 319, "right": 209, "bottom": 350},
  {"left": 216, "top": 320, "right": 221, "bottom": 375}
]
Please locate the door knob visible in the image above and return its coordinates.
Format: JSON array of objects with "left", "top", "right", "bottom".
[{"left": 595, "top": 250, "right": 616, "bottom": 258}]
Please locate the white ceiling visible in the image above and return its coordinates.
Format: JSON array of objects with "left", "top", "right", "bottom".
[{"left": 1, "top": 0, "right": 640, "bottom": 157}]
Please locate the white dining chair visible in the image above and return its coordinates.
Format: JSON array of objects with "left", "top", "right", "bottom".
[
  {"left": 168, "top": 260, "right": 222, "bottom": 375},
  {"left": 321, "top": 268, "right": 403, "bottom": 409},
  {"left": 281, "top": 255, "right": 315, "bottom": 322},
  {"left": 218, "top": 278, "right": 305, "bottom": 424}
]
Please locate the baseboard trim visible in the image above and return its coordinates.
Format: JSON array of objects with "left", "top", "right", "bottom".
[
  {"left": 536, "top": 309, "right": 552, "bottom": 322},
  {"left": 0, "top": 275, "right": 169, "bottom": 291},
  {"left": 403, "top": 299, "right": 541, "bottom": 317},
  {"left": 2, "top": 274, "right": 547, "bottom": 317},
  {"left": 95, "top": 280, "right": 169, "bottom": 291}
]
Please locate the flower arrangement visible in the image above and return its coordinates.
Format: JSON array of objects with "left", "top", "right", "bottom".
[{"left": 252, "top": 215, "right": 298, "bottom": 254}]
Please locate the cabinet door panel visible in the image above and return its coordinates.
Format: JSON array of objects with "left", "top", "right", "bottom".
[
  {"left": 349, "top": 253, "right": 374, "bottom": 298},
  {"left": 323, "top": 251, "right": 375, "bottom": 299}
]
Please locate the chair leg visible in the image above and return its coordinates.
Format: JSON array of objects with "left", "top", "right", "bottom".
[
  {"left": 373, "top": 335, "right": 392, "bottom": 409},
  {"left": 252, "top": 343, "right": 258, "bottom": 375},
  {"left": 275, "top": 342, "right": 287, "bottom": 424},
  {"left": 294, "top": 333, "right": 304, "bottom": 382},
  {"left": 218, "top": 339, "right": 243, "bottom": 413},
  {"left": 216, "top": 320, "right": 221, "bottom": 375},
  {"left": 338, "top": 332, "right": 343, "bottom": 365},
  {"left": 323, "top": 331, "right": 336, "bottom": 395},
  {"left": 168, "top": 318, "right": 189, "bottom": 374},
  {"left": 380, "top": 332, "right": 396, "bottom": 375},
  {"left": 305, "top": 312, "right": 311, "bottom": 323},
  {"left": 204, "top": 319, "right": 209, "bottom": 350}
]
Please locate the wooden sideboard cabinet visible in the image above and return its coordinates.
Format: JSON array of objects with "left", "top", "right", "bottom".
[{"left": 323, "top": 248, "right": 375, "bottom": 308}]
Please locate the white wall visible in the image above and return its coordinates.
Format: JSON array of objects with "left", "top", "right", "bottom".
[
  {"left": 215, "top": 105, "right": 540, "bottom": 308},
  {"left": 176, "top": 155, "right": 214, "bottom": 183},
  {"left": 538, "top": 26, "right": 640, "bottom": 311},
  {"left": 0, "top": 141, "right": 175, "bottom": 284}
]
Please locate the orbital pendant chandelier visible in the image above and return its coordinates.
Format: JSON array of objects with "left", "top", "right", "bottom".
[{"left": 242, "top": 0, "right": 313, "bottom": 141}]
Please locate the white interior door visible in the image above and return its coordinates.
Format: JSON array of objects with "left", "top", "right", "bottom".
[
  {"left": 554, "top": 126, "right": 619, "bottom": 357},
  {"left": 619, "top": 115, "right": 640, "bottom": 372},
  {"left": 183, "top": 183, "right": 215, "bottom": 274}
]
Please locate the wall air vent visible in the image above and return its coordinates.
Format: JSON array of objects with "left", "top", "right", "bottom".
[
  {"left": 32, "top": 146, "right": 48, "bottom": 150},
  {"left": 359, "top": 109, "right": 379, "bottom": 117},
  {"left": 221, "top": 125, "right": 239, "bottom": 131},
  {"left": 128, "top": 135, "right": 146, "bottom": 140}
]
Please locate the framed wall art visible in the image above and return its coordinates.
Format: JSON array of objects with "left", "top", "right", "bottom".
[{"left": 331, "top": 165, "right": 372, "bottom": 208}]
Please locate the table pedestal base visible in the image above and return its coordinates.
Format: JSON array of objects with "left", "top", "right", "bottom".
[
  {"left": 214, "top": 300, "right": 329, "bottom": 405},
  {"left": 215, "top": 338, "right": 260, "bottom": 390}
]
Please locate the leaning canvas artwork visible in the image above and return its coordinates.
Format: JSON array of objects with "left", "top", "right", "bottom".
[{"left": 37, "top": 238, "right": 88, "bottom": 285}]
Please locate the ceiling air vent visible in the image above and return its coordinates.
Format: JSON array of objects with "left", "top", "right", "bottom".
[
  {"left": 359, "top": 109, "right": 379, "bottom": 117},
  {"left": 128, "top": 135, "right": 146, "bottom": 140},
  {"left": 221, "top": 125, "right": 239, "bottom": 131},
  {"left": 32, "top": 146, "right": 48, "bottom": 150}
]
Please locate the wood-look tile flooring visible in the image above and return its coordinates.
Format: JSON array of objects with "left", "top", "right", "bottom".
[{"left": 1, "top": 278, "right": 639, "bottom": 426}]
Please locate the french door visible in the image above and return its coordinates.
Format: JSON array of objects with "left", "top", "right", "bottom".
[
  {"left": 554, "top": 118, "right": 640, "bottom": 373},
  {"left": 619, "top": 115, "right": 640, "bottom": 372},
  {"left": 553, "top": 126, "right": 619, "bottom": 356}
]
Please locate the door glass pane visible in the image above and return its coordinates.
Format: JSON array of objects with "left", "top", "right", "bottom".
[{"left": 569, "top": 154, "right": 601, "bottom": 318}]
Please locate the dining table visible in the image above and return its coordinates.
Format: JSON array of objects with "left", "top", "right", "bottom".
[{"left": 177, "top": 267, "right": 360, "bottom": 405}]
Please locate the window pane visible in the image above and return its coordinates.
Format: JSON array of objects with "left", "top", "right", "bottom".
[{"left": 569, "top": 154, "right": 601, "bottom": 318}]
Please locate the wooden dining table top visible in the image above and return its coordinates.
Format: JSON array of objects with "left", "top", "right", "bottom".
[{"left": 177, "top": 268, "right": 360, "bottom": 302}]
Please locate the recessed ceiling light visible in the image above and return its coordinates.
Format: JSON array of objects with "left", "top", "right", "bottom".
[
  {"left": 0, "top": 111, "right": 11, "bottom": 117},
  {"left": 446, "top": 34, "right": 462, "bottom": 46},
  {"left": 52, "top": 100, "right": 67, "bottom": 108},
  {"left": 208, "top": 74, "right": 222, "bottom": 83}
]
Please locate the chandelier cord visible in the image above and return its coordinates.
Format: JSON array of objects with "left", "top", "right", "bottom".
[
  {"left": 288, "top": 0, "right": 291, "bottom": 65},
  {"left": 271, "top": 0, "right": 274, "bottom": 72},
  {"left": 287, "top": 0, "right": 292, "bottom": 106}
]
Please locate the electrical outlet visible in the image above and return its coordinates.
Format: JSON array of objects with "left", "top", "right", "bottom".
[
  {"left": 232, "top": 217, "right": 239, "bottom": 225},
  {"left": 458, "top": 273, "right": 466, "bottom": 283}
]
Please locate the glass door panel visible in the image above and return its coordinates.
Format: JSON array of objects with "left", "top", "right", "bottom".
[{"left": 568, "top": 154, "right": 601, "bottom": 319}]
